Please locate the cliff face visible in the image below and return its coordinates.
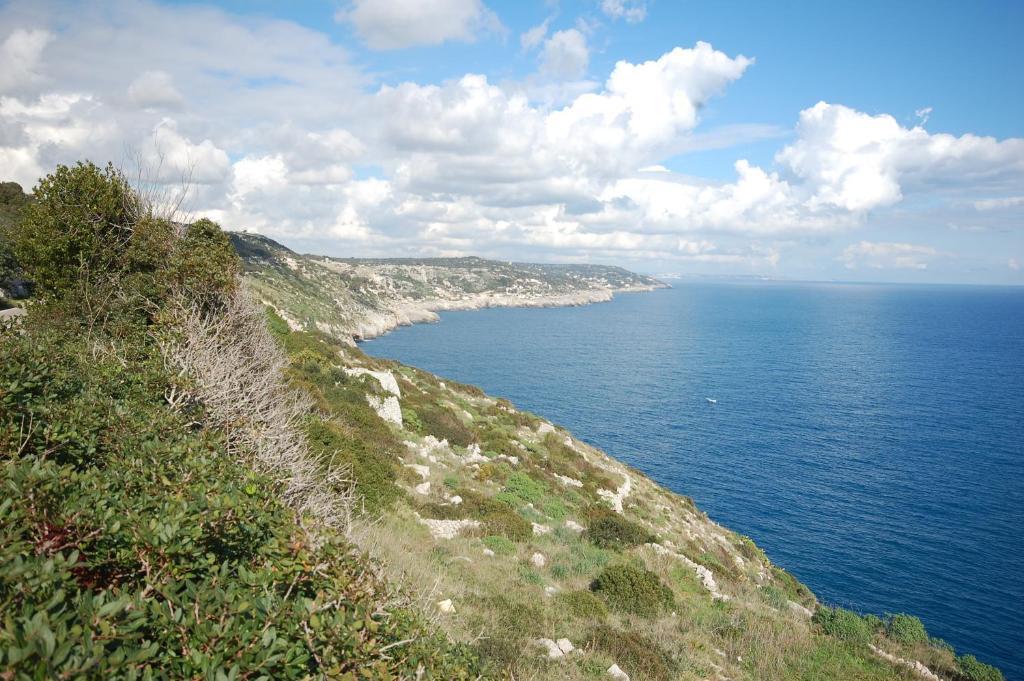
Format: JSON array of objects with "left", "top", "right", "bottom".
[
  {"left": 230, "top": 232, "right": 668, "bottom": 341},
  {"left": 247, "top": 235, "right": 989, "bottom": 681}
]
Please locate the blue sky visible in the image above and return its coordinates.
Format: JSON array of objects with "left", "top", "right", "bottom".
[{"left": 2, "top": 0, "right": 1022, "bottom": 283}]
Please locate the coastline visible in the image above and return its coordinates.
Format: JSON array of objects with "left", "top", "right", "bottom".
[{"left": 348, "top": 283, "right": 669, "bottom": 342}]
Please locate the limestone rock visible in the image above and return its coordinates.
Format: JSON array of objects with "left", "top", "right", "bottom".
[
  {"left": 414, "top": 481, "right": 431, "bottom": 495},
  {"left": 556, "top": 638, "right": 574, "bottom": 654},
  {"left": 530, "top": 552, "right": 546, "bottom": 568},
  {"left": 437, "top": 599, "right": 455, "bottom": 614},
  {"left": 607, "top": 663, "right": 630, "bottom": 680}
]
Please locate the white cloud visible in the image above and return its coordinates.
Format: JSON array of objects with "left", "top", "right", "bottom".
[
  {"left": 915, "top": 106, "right": 932, "bottom": 125},
  {"left": 0, "top": 1, "right": 1021, "bottom": 275},
  {"left": 0, "top": 28, "right": 52, "bottom": 93},
  {"left": 520, "top": 18, "right": 550, "bottom": 51},
  {"left": 600, "top": 0, "right": 647, "bottom": 23},
  {"left": 1009, "top": 258, "right": 1020, "bottom": 271},
  {"left": 974, "top": 196, "right": 1024, "bottom": 210},
  {"left": 128, "top": 70, "right": 183, "bottom": 109},
  {"left": 338, "top": 0, "right": 502, "bottom": 50},
  {"left": 539, "top": 29, "right": 589, "bottom": 80},
  {"left": 840, "top": 241, "right": 938, "bottom": 270},
  {"left": 777, "top": 102, "right": 1024, "bottom": 212}
]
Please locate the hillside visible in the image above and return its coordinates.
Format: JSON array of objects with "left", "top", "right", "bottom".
[
  {"left": 0, "top": 165, "right": 1002, "bottom": 681},
  {"left": 230, "top": 232, "right": 667, "bottom": 341},
  {"left": 238, "top": 239, "right": 1002, "bottom": 680}
]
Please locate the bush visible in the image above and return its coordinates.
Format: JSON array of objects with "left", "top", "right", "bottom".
[
  {"left": 885, "top": 613, "right": 928, "bottom": 645},
  {"left": 0, "top": 326, "right": 479, "bottom": 679},
  {"left": 957, "top": 655, "right": 1005, "bottom": 681},
  {"left": 502, "top": 471, "right": 547, "bottom": 505},
  {"left": 812, "top": 606, "right": 873, "bottom": 645},
  {"left": 590, "top": 564, "right": 674, "bottom": 617},
  {"left": 555, "top": 590, "right": 608, "bottom": 620},
  {"left": 588, "top": 625, "right": 674, "bottom": 681},
  {"left": 585, "top": 512, "right": 656, "bottom": 549},
  {"left": 482, "top": 535, "right": 516, "bottom": 555},
  {"left": 11, "top": 162, "right": 142, "bottom": 298}
]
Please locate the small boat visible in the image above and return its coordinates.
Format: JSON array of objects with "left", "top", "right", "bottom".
[{"left": 706, "top": 398, "right": 717, "bottom": 405}]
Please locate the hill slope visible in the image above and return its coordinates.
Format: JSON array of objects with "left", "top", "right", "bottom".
[
  {"left": 245, "top": 236, "right": 999, "bottom": 680},
  {"left": 231, "top": 232, "right": 667, "bottom": 341}
]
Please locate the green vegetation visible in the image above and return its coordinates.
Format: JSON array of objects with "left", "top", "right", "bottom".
[
  {"left": 553, "top": 590, "right": 608, "bottom": 620},
  {"left": 590, "top": 563, "right": 675, "bottom": 617},
  {"left": 588, "top": 625, "right": 674, "bottom": 681},
  {"left": 885, "top": 612, "right": 928, "bottom": 645},
  {"left": 585, "top": 511, "right": 656, "bottom": 549},
  {"left": 957, "top": 654, "right": 1005, "bottom": 681},
  {"left": 0, "top": 163, "right": 478, "bottom": 679},
  {"left": 811, "top": 606, "right": 874, "bottom": 644},
  {"left": 0, "top": 161, "right": 1004, "bottom": 680}
]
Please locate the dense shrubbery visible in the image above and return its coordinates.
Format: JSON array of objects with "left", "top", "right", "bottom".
[
  {"left": 0, "top": 327, "right": 477, "bottom": 678},
  {"left": 591, "top": 564, "right": 674, "bottom": 617},
  {"left": 585, "top": 512, "right": 656, "bottom": 549},
  {"left": 957, "top": 654, "right": 1005, "bottom": 681},
  {"left": 885, "top": 613, "right": 928, "bottom": 645},
  {"left": 554, "top": 589, "right": 608, "bottom": 620},
  {"left": 812, "top": 606, "right": 873, "bottom": 645},
  {"left": 0, "top": 162, "right": 479, "bottom": 678},
  {"left": 588, "top": 625, "right": 674, "bottom": 681}
]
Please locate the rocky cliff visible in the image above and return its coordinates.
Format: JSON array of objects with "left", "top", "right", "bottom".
[{"left": 230, "top": 232, "right": 668, "bottom": 341}]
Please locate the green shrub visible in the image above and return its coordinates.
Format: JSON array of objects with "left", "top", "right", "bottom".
[
  {"left": 591, "top": 564, "right": 674, "bottom": 617},
  {"left": 885, "top": 613, "right": 928, "bottom": 645},
  {"left": 588, "top": 625, "right": 674, "bottom": 681},
  {"left": 413, "top": 402, "right": 476, "bottom": 447},
  {"left": 957, "top": 655, "right": 1005, "bottom": 681},
  {"left": 555, "top": 590, "right": 608, "bottom": 620},
  {"left": 304, "top": 418, "right": 399, "bottom": 513},
  {"left": 482, "top": 508, "right": 532, "bottom": 541},
  {"left": 760, "top": 584, "right": 789, "bottom": 610},
  {"left": 502, "top": 471, "right": 547, "bottom": 505},
  {"left": 585, "top": 512, "right": 656, "bottom": 549},
  {"left": 0, "top": 326, "right": 479, "bottom": 679},
  {"left": 482, "top": 535, "right": 516, "bottom": 556},
  {"left": 812, "top": 606, "right": 873, "bottom": 645}
]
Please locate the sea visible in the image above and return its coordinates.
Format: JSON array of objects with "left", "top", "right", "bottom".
[{"left": 362, "top": 281, "right": 1024, "bottom": 679}]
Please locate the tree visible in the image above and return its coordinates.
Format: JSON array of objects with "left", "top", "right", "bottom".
[{"left": 12, "top": 162, "right": 151, "bottom": 298}]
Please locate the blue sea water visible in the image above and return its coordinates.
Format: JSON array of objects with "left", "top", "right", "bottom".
[{"left": 362, "top": 282, "right": 1024, "bottom": 679}]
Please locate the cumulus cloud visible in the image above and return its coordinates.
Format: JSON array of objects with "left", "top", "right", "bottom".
[
  {"left": 338, "top": 0, "right": 502, "bottom": 50},
  {"left": 600, "top": 0, "right": 647, "bottom": 23},
  {"left": 0, "top": 0, "right": 1021, "bottom": 274},
  {"left": 520, "top": 18, "right": 550, "bottom": 51},
  {"left": 777, "top": 102, "right": 1024, "bottom": 212},
  {"left": 128, "top": 70, "right": 183, "bottom": 109},
  {"left": 0, "top": 28, "right": 52, "bottom": 93},
  {"left": 840, "top": 241, "right": 938, "bottom": 270},
  {"left": 539, "top": 29, "right": 589, "bottom": 80}
]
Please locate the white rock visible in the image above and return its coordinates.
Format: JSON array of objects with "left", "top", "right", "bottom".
[
  {"left": 537, "top": 423, "right": 555, "bottom": 435},
  {"left": 449, "top": 495, "right": 463, "bottom": 505},
  {"left": 405, "top": 463, "right": 430, "bottom": 480},
  {"left": 607, "top": 663, "right": 630, "bottom": 680},
  {"left": 344, "top": 368, "right": 401, "bottom": 396},
  {"left": 532, "top": 522, "right": 552, "bottom": 535},
  {"left": 536, "top": 638, "right": 563, "bottom": 659},
  {"left": 418, "top": 518, "right": 481, "bottom": 540},
  {"left": 367, "top": 394, "right": 402, "bottom": 426},
  {"left": 788, "top": 600, "right": 814, "bottom": 618},
  {"left": 483, "top": 548, "right": 495, "bottom": 557},
  {"left": 564, "top": 519, "right": 585, "bottom": 532},
  {"left": 437, "top": 599, "right": 455, "bottom": 614},
  {"left": 544, "top": 585, "right": 558, "bottom": 596},
  {"left": 597, "top": 473, "right": 631, "bottom": 514},
  {"left": 530, "top": 552, "right": 546, "bottom": 568},
  {"left": 414, "top": 481, "right": 431, "bottom": 495},
  {"left": 555, "top": 473, "right": 583, "bottom": 488},
  {"left": 556, "top": 638, "right": 574, "bottom": 654}
]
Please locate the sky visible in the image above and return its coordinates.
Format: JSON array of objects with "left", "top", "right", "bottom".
[{"left": 1, "top": 0, "right": 1022, "bottom": 284}]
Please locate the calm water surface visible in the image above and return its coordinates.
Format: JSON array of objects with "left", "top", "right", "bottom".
[{"left": 363, "top": 282, "right": 1024, "bottom": 678}]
